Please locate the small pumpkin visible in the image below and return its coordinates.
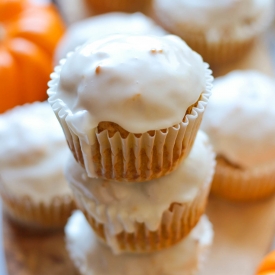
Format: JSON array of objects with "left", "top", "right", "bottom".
[
  {"left": 256, "top": 250, "right": 275, "bottom": 275},
  {"left": 0, "top": 0, "right": 65, "bottom": 113}
]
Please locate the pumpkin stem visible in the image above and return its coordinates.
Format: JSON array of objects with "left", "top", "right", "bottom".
[{"left": 0, "top": 25, "right": 6, "bottom": 42}]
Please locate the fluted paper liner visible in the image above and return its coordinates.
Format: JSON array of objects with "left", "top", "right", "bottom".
[
  {"left": 48, "top": 63, "right": 212, "bottom": 182},
  {"left": 0, "top": 184, "right": 76, "bottom": 229},
  {"left": 178, "top": 33, "right": 255, "bottom": 67},
  {"left": 70, "top": 175, "right": 213, "bottom": 253},
  {"left": 211, "top": 157, "right": 275, "bottom": 202}
]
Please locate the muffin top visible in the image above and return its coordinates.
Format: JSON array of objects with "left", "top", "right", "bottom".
[
  {"left": 66, "top": 211, "right": 213, "bottom": 274},
  {"left": 0, "top": 102, "right": 72, "bottom": 203},
  {"left": 55, "top": 12, "right": 167, "bottom": 63},
  {"left": 201, "top": 70, "right": 275, "bottom": 169},
  {"left": 49, "top": 34, "right": 210, "bottom": 139},
  {"left": 153, "top": 0, "right": 274, "bottom": 40},
  {"left": 65, "top": 131, "right": 215, "bottom": 234}
]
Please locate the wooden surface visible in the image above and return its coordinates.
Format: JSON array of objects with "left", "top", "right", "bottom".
[
  {"left": 203, "top": 195, "right": 275, "bottom": 275},
  {"left": 2, "top": 4, "right": 275, "bottom": 273},
  {"left": 2, "top": 211, "right": 77, "bottom": 275}
]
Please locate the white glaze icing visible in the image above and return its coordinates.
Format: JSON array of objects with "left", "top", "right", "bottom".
[
  {"left": 153, "top": 0, "right": 274, "bottom": 41},
  {"left": 65, "top": 211, "right": 213, "bottom": 275},
  {"left": 0, "top": 102, "right": 72, "bottom": 203},
  {"left": 201, "top": 70, "right": 275, "bottom": 169},
  {"left": 48, "top": 34, "right": 209, "bottom": 141},
  {"left": 65, "top": 131, "right": 215, "bottom": 234},
  {"left": 55, "top": 12, "right": 167, "bottom": 63}
]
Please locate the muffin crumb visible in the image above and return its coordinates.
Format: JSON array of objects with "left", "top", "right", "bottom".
[
  {"left": 95, "top": 66, "right": 101, "bottom": 75},
  {"left": 150, "top": 48, "right": 163, "bottom": 54}
]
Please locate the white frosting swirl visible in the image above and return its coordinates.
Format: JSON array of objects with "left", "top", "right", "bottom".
[
  {"left": 65, "top": 131, "right": 215, "bottom": 234},
  {"left": 65, "top": 211, "right": 213, "bottom": 275},
  {"left": 201, "top": 70, "right": 275, "bottom": 169},
  {"left": 48, "top": 34, "right": 208, "bottom": 137},
  {"left": 154, "top": 0, "right": 274, "bottom": 40},
  {"left": 55, "top": 12, "right": 167, "bottom": 63},
  {"left": 0, "top": 102, "right": 72, "bottom": 203}
]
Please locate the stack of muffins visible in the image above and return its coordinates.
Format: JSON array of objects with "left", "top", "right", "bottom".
[{"left": 48, "top": 33, "right": 215, "bottom": 273}]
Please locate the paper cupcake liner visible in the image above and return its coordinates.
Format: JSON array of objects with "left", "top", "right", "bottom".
[
  {"left": 71, "top": 179, "right": 211, "bottom": 254},
  {"left": 0, "top": 185, "right": 76, "bottom": 229},
  {"left": 84, "top": 0, "right": 152, "bottom": 14},
  {"left": 153, "top": 3, "right": 274, "bottom": 66},
  {"left": 211, "top": 157, "right": 275, "bottom": 202},
  {"left": 48, "top": 64, "right": 212, "bottom": 182},
  {"left": 178, "top": 33, "right": 255, "bottom": 67}
]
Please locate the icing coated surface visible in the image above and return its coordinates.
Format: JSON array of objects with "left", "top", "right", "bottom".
[
  {"left": 0, "top": 102, "right": 72, "bottom": 203},
  {"left": 65, "top": 211, "right": 213, "bottom": 275},
  {"left": 65, "top": 131, "right": 215, "bottom": 233},
  {"left": 49, "top": 34, "right": 207, "bottom": 138},
  {"left": 201, "top": 70, "right": 275, "bottom": 169},
  {"left": 55, "top": 12, "right": 167, "bottom": 62},
  {"left": 154, "top": 0, "right": 274, "bottom": 40}
]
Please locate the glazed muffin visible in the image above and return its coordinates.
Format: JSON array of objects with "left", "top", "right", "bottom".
[
  {"left": 48, "top": 34, "right": 213, "bottom": 182},
  {"left": 65, "top": 131, "right": 216, "bottom": 253},
  {"left": 65, "top": 211, "right": 214, "bottom": 274},
  {"left": 0, "top": 102, "right": 75, "bottom": 229},
  {"left": 84, "top": 0, "right": 152, "bottom": 15},
  {"left": 152, "top": 0, "right": 275, "bottom": 66},
  {"left": 55, "top": 12, "right": 166, "bottom": 63},
  {"left": 201, "top": 70, "right": 275, "bottom": 202}
]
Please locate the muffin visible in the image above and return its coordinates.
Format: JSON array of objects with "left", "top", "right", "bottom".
[
  {"left": 55, "top": 12, "right": 166, "bottom": 63},
  {"left": 65, "top": 131, "right": 216, "bottom": 253},
  {"left": 48, "top": 34, "right": 213, "bottom": 182},
  {"left": 152, "top": 0, "right": 275, "bottom": 66},
  {"left": 65, "top": 211, "right": 214, "bottom": 275},
  {"left": 201, "top": 70, "right": 275, "bottom": 201},
  {"left": 0, "top": 102, "right": 75, "bottom": 229},
  {"left": 84, "top": 0, "right": 152, "bottom": 15}
]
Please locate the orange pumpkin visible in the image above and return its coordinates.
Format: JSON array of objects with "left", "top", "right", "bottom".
[
  {"left": 0, "top": 0, "right": 65, "bottom": 113},
  {"left": 256, "top": 251, "right": 275, "bottom": 275}
]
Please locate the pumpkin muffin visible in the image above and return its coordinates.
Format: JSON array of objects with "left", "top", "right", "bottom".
[
  {"left": 48, "top": 34, "right": 213, "bottom": 182},
  {"left": 201, "top": 70, "right": 275, "bottom": 201},
  {"left": 152, "top": 0, "right": 275, "bottom": 66},
  {"left": 65, "top": 211, "right": 214, "bottom": 274},
  {"left": 0, "top": 102, "right": 75, "bottom": 229},
  {"left": 65, "top": 131, "right": 216, "bottom": 253},
  {"left": 55, "top": 12, "right": 166, "bottom": 63}
]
